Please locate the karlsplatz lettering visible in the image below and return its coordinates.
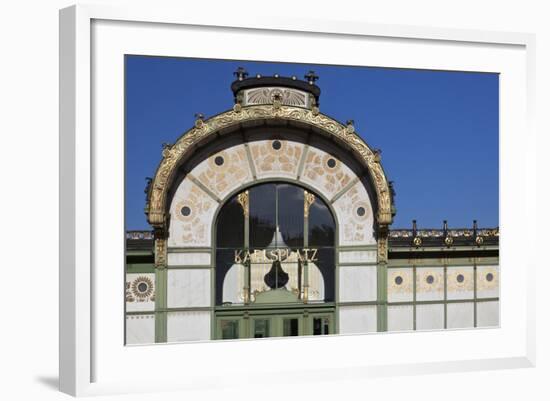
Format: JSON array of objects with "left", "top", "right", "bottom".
[{"left": 234, "top": 248, "right": 319, "bottom": 264}]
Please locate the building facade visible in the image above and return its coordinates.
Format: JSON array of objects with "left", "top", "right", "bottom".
[{"left": 125, "top": 70, "right": 499, "bottom": 344}]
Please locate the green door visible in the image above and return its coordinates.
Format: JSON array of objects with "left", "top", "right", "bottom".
[
  {"left": 249, "top": 314, "right": 303, "bottom": 338},
  {"left": 216, "top": 309, "right": 334, "bottom": 339}
]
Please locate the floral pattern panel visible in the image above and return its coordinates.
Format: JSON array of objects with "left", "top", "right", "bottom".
[
  {"left": 299, "top": 146, "right": 355, "bottom": 200},
  {"left": 249, "top": 139, "right": 303, "bottom": 179},
  {"left": 168, "top": 178, "right": 218, "bottom": 248},
  {"left": 332, "top": 181, "right": 375, "bottom": 245},
  {"left": 191, "top": 144, "right": 253, "bottom": 200}
]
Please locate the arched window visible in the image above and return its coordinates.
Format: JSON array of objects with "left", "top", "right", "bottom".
[{"left": 215, "top": 182, "right": 336, "bottom": 305}]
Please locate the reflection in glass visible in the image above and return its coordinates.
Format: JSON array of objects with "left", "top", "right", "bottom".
[
  {"left": 283, "top": 318, "right": 299, "bottom": 336},
  {"left": 249, "top": 183, "right": 276, "bottom": 248},
  {"left": 216, "top": 181, "right": 336, "bottom": 304},
  {"left": 277, "top": 184, "right": 304, "bottom": 248},
  {"left": 309, "top": 197, "right": 335, "bottom": 247},
  {"left": 313, "top": 317, "right": 330, "bottom": 335},
  {"left": 253, "top": 319, "right": 270, "bottom": 338},
  {"left": 221, "top": 320, "right": 239, "bottom": 339},
  {"left": 216, "top": 196, "right": 244, "bottom": 248}
]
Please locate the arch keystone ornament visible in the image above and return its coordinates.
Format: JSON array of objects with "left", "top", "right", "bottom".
[{"left": 146, "top": 104, "right": 394, "bottom": 229}]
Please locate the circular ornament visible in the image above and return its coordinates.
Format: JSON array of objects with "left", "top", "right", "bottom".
[{"left": 131, "top": 276, "right": 154, "bottom": 299}]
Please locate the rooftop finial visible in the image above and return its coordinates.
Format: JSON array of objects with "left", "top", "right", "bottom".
[
  {"left": 233, "top": 67, "right": 248, "bottom": 81},
  {"left": 304, "top": 70, "right": 319, "bottom": 85}
]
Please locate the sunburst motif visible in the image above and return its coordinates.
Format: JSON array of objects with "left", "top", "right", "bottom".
[
  {"left": 131, "top": 276, "right": 154, "bottom": 300},
  {"left": 246, "top": 87, "right": 307, "bottom": 107}
]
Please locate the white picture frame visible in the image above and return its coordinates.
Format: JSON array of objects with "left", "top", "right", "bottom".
[{"left": 59, "top": 4, "right": 536, "bottom": 397}]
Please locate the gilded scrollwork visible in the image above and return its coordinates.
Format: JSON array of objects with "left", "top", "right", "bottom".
[
  {"left": 304, "top": 190, "right": 315, "bottom": 218},
  {"left": 378, "top": 236, "right": 388, "bottom": 263},
  {"left": 237, "top": 190, "right": 249, "bottom": 217},
  {"left": 146, "top": 105, "right": 393, "bottom": 228},
  {"left": 154, "top": 238, "right": 167, "bottom": 269}
]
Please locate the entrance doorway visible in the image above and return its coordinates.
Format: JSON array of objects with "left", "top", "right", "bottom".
[{"left": 216, "top": 309, "right": 334, "bottom": 339}]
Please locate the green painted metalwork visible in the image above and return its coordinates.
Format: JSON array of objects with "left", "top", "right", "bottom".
[{"left": 154, "top": 268, "right": 167, "bottom": 343}]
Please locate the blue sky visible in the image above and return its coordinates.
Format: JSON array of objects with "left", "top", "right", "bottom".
[{"left": 125, "top": 56, "right": 499, "bottom": 230}]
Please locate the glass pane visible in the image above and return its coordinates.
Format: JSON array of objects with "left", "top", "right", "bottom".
[
  {"left": 253, "top": 319, "right": 270, "bottom": 338},
  {"left": 314, "top": 248, "right": 335, "bottom": 302},
  {"left": 249, "top": 183, "right": 277, "bottom": 248},
  {"left": 215, "top": 249, "right": 238, "bottom": 305},
  {"left": 216, "top": 196, "right": 244, "bottom": 249},
  {"left": 277, "top": 184, "right": 304, "bottom": 248},
  {"left": 283, "top": 318, "right": 299, "bottom": 336},
  {"left": 220, "top": 320, "right": 239, "bottom": 339},
  {"left": 313, "top": 317, "right": 330, "bottom": 335},
  {"left": 308, "top": 197, "right": 335, "bottom": 247}
]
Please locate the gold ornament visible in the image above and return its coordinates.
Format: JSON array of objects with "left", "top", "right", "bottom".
[
  {"left": 146, "top": 105, "right": 393, "bottom": 229},
  {"left": 304, "top": 190, "right": 315, "bottom": 218},
  {"left": 237, "top": 190, "right": 249, "bottom": 217}
]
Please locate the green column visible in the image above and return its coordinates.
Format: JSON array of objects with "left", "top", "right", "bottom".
[
  {"left": 377, "top": 234, "right": 388, "bottom": 332},
  {"left": 153, "top": 235, "right": 168, "bottom": 343},
  {"left": 155, "top": 267, "right": 167, "bottom": 343}
]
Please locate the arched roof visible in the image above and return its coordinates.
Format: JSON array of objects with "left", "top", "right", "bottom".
[{"left": 146, "top": 104, "right": 394, "bottom": 229}]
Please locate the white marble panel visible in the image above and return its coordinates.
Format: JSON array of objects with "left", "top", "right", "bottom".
[
  {"left": 167, "top": 311, "right": 211, "bottom": 342},
  {"left": 190, "top": 144, "right": 253, "bottom": 200},
  {"left": 126, "top": 314, "right": 155, "bottom": 345},
  {"left": 125, "top": 273, "right": 155, "bottom": 312},
  {"left": 447, "top": 266, "right": 474, "bottom": 300},
  {"left": 447, "top": 302, "right": 474, "bottom": 329},
  {"left": 167, "top": 252, "right": 211, "bottom": 266},
  {"left": 167, "top": 269, "right": 211, "bottom": 308},
  {"left": 416, "top": 304, "right": 444, "bottom": 331},
  {"left": 339, "top": 265, "right": 377, "bottom": 302},
  {"left": 415, "top": 267, "right": 444, "bottom": 302},
  {"left": 476, "top": 301, "right": 499, "bottom": 327},
  {"left": 338, "top": 305, "right": 377, "bottom": 334},
  {"left": 333, "top": 181, "right": 376, "bottom": 246},
  {"left": 168, "top": 178, "right": 218, "bottom": 248},
  {"left": 339, "top": 249, "right": 377, "bottom": 264},
  {"left": 299, "top": 145, "right": 356, "bottom": 200},
  {"left": 387, "top": 268, "right": 413, "bottom": 303},
  {"left": 387, "top": 305, "right": 414, "bottom": 332},
  {"left": 476, "top": 266, "right": 499, "bottom": 299}
]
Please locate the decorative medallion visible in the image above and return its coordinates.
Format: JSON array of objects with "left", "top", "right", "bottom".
[
  {"left": 175, "top": 200, "right": 196, "bottom": 222},
  {"left": 322, "top": 154, "right": 341, "bottom": 173},
  {"left": 447, "top": 270, "right": 474, "bottom": 292},
  {"left": 388, "top": 270, "right": 413, "bottom": 293},
  {"left": 352, "top": 200, "right": 371, "bottom": 223},
  {"left": 477, "top": 267, "right": 499, "bottom": 291},
  {"left": 207, "top": 150, "right": 230, "bottom": 173},
  {"left": 131, "top": 276, "right": 154, "bottom": 300},
  {"left": 416, "top": 269, "right": 444, "bottom": 293}
]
